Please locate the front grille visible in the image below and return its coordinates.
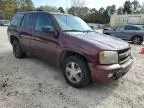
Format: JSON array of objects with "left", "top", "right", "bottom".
[{"left": 118, "top": 48, "right": 131, "bottom": 64}]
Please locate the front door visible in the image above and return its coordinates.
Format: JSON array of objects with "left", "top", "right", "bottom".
[{"left": 31, "top": 13, "right": 57, "bottom": 64}]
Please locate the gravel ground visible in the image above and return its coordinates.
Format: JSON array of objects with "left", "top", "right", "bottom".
[{"left": 0, "top": 26, "right": 144, "bottom": 108}]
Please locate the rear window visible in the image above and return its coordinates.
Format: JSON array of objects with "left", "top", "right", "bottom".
[
  {"left": 124, "top": 25, "right": 140, "bottom": 30},
  {"left": 11, "top": 13, "right": 25, "bottom": 27},
  {"left": 21, "top": 13, "right": 37, "bottom": 30}
]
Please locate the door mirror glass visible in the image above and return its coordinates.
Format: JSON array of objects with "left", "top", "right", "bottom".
[
  {"left": 42, "top": 26, "right": 59, "bottom": 38},
  {"left": 42, "top": 26, "right": 54, "bottom": 33}
]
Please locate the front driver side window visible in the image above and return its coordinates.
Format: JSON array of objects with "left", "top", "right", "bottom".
[{"left": 35, "top": 13, "right": 53, "bottom": 32}]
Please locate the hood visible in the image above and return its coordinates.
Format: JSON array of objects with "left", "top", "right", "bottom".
[{"left": 67, "top": 32, "right": 130, "bottom": 50}]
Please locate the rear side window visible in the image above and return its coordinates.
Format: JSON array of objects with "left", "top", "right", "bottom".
[
  {"left": 124, "top": 25, "right": 140, "bottom": 30},
  {"left": 11, "top": 13, "right": 24, "bottom": 27},
  {"left": 35, "top": 13, "right": 53, "bottom": 32},
  {"left": 116, "top": 26, "right": 124, "bottom": 31},
  {"left": 21, "top": 13, "right": 37, "bottom": 30}
]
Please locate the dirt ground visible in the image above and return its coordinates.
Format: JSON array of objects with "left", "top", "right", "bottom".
[{"left": 0, "top": 26, "right": 144, "bottom": 108}]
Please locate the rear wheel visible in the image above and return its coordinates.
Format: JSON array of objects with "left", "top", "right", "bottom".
[
  {"left": 12, "top": 39, "right": 25, "bottom": 59},
  {"left": 132, "top": 36, "right": 142, "bottom": 45},
  {"left": 62, "top": 56, "right": 91, "bottom": 88}
]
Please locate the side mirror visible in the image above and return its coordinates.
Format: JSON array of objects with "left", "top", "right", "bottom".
[
  {"left": 42, "top": 26, "right": 54, "bottom": 33},
  {"left": 113, "top": 28, "right": 116, "bottom": 31},
  {"left": 42, "top": 26, "right": 59, "bottom": 38},
  {"left": 90, "top": 26, "right": 94, "bottom": 29}
]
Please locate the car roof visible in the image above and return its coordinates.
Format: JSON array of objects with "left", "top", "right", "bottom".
[{"left": 17, "top": 11, "right": 70, "bottom": 16}]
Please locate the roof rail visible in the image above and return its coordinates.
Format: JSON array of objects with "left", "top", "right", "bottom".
[{"left": 27, "top": 9, "right": 43, "bottom": 11}]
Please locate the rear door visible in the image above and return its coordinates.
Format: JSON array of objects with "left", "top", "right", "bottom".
[
  {"left": 110, "top": 26, "right": 125, "bottom": 39},
  {"left": 31, "top": 13, "right": 57, "bottom": 64},
  {"left": 19, "top": 12, "right": 37, "bottom": 53},
  {"left": 123, "top": 25, "right": 141, "bottom": 40},
  {"left": 8, "top": 13, "right": 25, "bottom": 38}
]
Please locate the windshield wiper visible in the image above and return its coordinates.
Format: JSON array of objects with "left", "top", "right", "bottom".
[
  {"left": 63, "top": 30, "right": 83, "bottom": 32},
  {"left": 82, "top": 30, "right": 94, "bottom": 33}
]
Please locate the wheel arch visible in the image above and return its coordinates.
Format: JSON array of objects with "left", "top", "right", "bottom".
[
  {"left": 10, "top": 35, "right": 19, "bottom": 44},
  {"left": 132, "top": 35, "right": 143, "bottom": 42},
  {"left": 60, "top": 50, "right": 88, "bottom": 65}
]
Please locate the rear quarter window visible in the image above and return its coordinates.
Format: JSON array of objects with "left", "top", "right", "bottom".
[
  {"left": 11, "top": 13, "right": 25, "bottom": 27},
  {"left": 21, "top": 13, "right": 37, "bottom": 30}
]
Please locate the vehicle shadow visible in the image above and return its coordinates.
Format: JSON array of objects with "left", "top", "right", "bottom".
[
  {"left": 24, "top": 55, "right": 119, "bottom": 106},
  {"left": 1, "top": 51, "right": 119, "bottom": 107}
]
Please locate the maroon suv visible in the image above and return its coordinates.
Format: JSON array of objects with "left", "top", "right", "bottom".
[{"left": 8, "top": 11, "right": 133, "bottom": 88}]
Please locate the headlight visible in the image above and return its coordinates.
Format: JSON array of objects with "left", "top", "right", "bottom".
[{"left": 99, "top": 51, "right": 118, "bottom": 64}]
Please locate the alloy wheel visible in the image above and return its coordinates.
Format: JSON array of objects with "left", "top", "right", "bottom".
[{"left": 65, "top": 62, "right": 82, "bottom": 83}]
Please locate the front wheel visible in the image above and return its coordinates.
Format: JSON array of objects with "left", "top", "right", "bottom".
[
  {"left": 12, "top": 39, "right": 25, "bottom": 59},
  {"left": 62, "top": 56, "right": 91, "bottom": 88}
]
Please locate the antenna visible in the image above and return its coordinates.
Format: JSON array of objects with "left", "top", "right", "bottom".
[
  {"left": 66, "top": 0, "right": 68, "bottom": 14},
  {"left": 66, "top": 0, "right": 68, "bottom": 26}
]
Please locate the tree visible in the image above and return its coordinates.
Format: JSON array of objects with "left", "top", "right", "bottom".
[
  {"left": 111, "top": 5, "right": 116, "bottom": 14},
  {"left": 90, "top": 8, "right": 97, "bottom": 14},
  {"left": 58, "top": 7, "right": 65, "bottom": 13},
  {"left": 141, "top": 2, "right": 144, "bottom": 12},
  {"left": 13, "top": 0, "right": 34, "bottom": 11},
  {"left": 3, "top": 0, "right": 15, "bottom": 19},
  {"left": 104, "top": 5, "right": 116, "bottom": 16},
  {"left": 68, "top": 6, "right": 75, "bottom": 15},
  {"left": 132, "top": 0, "right": 140, "bottom": 13},
  {"left": 0, "top": 0, "right": 34, "bottom": 19},
  {"left": 99, "top": 7, "right": 105, "bottom": 13},
  {"left": 68, "top": 6, "right": 89, "bottom": 18},
  {"left": 123, "top": 0, "right": 132, "bottom": 14},
  {"left": 72, "top": 0, "right": 85, "bottom": 8},
  {"left": 70, "top": 0, "right": 86, "bottom": 18},
  {"left": 38, "top": 5, "right": 58, "bottom": 12},
  {"left": 0, "top": 0, "right": 4, "bottom": 19},
  {"left": 117, "top": 7, "right": 123, "bottom": 15}
]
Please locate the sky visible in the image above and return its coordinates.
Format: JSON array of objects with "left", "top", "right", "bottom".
[{"left": 32, "top": 0, "right": 144, "bottom": 10}]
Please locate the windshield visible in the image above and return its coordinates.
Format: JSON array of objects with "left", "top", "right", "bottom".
[{"left": 53, "top": 14, "right": 93, "bottom": 32}]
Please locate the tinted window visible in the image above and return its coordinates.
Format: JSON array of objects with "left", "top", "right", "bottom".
[
  {"left": 21, "top": 13, "right": 36, "bottom": 30},
  {"left": 11, "top": 13, "right": 24, "bottom": 27},
  {"left": 124, "top": 25, "right": 140, "bottom": 30},
  {"left": 35, "top": 13, "right": 53, "bottom": 32},
  {"left": 116, "top": 26, "right": 124, "bottom": 31}
]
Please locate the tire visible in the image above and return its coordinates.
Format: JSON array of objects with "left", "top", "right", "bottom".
[
  {"left": 132, "top": 36, "right": 142, "bottom": 45},
  {"left": 12, "top": 39, "right": 25, "bottom": 59},
  {"left": 104, "top": 33, "right": 110, "bottom": 35},
  {"left": 62, "top": 55, "right": 91, "bottom": 88}
]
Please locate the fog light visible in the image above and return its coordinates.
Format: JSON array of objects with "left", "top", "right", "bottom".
[{"left": 108, "top": 73, "right": 113, "bottom": 78}]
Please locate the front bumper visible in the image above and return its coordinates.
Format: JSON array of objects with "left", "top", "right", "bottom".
[{"left": 88, "top": 58, "right": 133, "bottom": 83}]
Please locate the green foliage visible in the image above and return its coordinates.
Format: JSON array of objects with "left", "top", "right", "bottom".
[
  {"left": 68, "top": 6, "right": 89, "bottom": 18},
  {"left": 68, "top": 6, "right": 110, "bottom": 24},
  {"left": 40, "top": 5, "right": 58, "bottom": 12},
  {"left": 132, "top": 0, "right": 141, "bottom": 13},
  {"left": 58, "top": 7, "right": 65, "bottom": 13},
  {"left": 0, "top": 0, "right": 34, "bottom": 20},
  {"left": 117, "top": 7, "right": 123, "bottom": 15},
  {"left": 123, "top": 0, "right": 132, "bottom": 14}
]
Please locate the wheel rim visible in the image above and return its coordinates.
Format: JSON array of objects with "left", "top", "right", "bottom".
[
  {"left": 133, "top": 37, "right": 141, "bottom": 44},
  {"left": 65, "top": 62, "right": 82, "bottom": 83},
  {"left": 13, "top": 41, "right": 20, "bottom": 57}
]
